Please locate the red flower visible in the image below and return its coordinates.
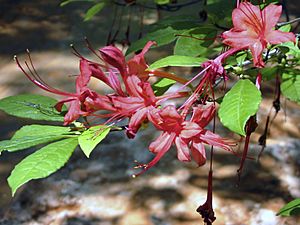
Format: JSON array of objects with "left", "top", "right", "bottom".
[
  {"left": 222, "top": 2, "right": 295, "bottom": 67},
  {"left": 55, "top": 59, "right": 115, "bottom": 125},
  {"left": 135, "top": 105, "right": 235, "bottom": 175},
  {"left": 110, "top": 75, "right": 158, "bottom": 138}
]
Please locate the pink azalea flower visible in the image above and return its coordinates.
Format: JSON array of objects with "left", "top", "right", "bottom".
[
  {"left": 135, "top": 105, "right": 235, "bottom": 175},
  {"left": 222, "top": 2, "right": 295, "bottom": 67},
  {"left": 99, "top": 41, "right": 156, "bottom": 79},
  {"left": 110, "top": 75, "right": 158, "bottom": 138},
  {"left": 54, "top": 59, "right": 115, "bottom": 125}
]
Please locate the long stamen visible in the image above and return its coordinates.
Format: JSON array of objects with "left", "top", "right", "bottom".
[
  {"left": 15, "top": 55, "right": 76, "bottom": 97},
  {"left": 84, "top": 38, "right": 106, "bottom": 67}
]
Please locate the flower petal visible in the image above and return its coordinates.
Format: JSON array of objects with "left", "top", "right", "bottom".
[
  {"left": 191, "top": 105, "right": 215, "bottom": 127},
  {"left": 149, "top": 132, "right": 175, "bottom": 154},
  {"left": 127, "top": 41, "right": 156, "bottom": 79},
  {"left": 232, "top": 2, "right": 261, "bottom": 32},
  {"left": 99, "top": 46, "right": 127, "bottom": 77},
  {"left": 175, "top": 137, "right": 191, "bottom": 162},
  {"left": 266, "top": 30, "right": 296, "bottom": 45},
  {"left": 249, "top": 41, "right": 264, "bottom": 68},
  {"left": 76, "top": 59, "right": 92, "bottom": 92},
  {"left": 199, "top": 130, "right": 235, "bottom": 152},
  {"left": 181, "top": 122, "right": 201, "bottom": 139},
  {"left": 222, "top": 29, "right": 256, "bottom": 49},
  {"left": 127, "top": 107, "right": 148, "bottom": 139},
  {"left": 262, "top": 4, "right": 282, "bottom": 31},
  {"left": 191, "top": 141, "right": 206, "bottom": 166}
]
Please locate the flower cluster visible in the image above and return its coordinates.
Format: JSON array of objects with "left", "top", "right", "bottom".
[
  {"left": 16, "top": 39, "right": 237, "bottom": 175},
  {"left": 14, "top": 1, "right": 297, "bottom": 224}
]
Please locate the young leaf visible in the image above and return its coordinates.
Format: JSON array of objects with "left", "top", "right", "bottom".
[
  {"left": 78, "top": 125, "right": 111, "bottom": 158},
  {"left": 84, "top": 2, "right": 106, "bottom": 21},
  {"left": 152, "top": 78, "right": 176, "bottom": 96},
  {"left": 8, "top": 138, "right": 78, "bottom": 196},
  {"left": 148, "top": 55, "right": 207, "bottom": 70},
  {"left": 0, "top": 125, "right": 76, "bottom": 154},
  {"left": 0, "top": 94, "right": 65, "bottom": 122},
  {"left": 218, "top": 79, "right": 262, "bottom": 136},
  {"left": 277, "top": 198, "right": 300, "bottom": 216},
  {"left": 281, "top": 71, "right": 300, "bottom": 103}
]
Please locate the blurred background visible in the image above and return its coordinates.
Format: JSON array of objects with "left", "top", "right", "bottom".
[{"left": 0, "top": 0, "right": 300, "bottom": 224}]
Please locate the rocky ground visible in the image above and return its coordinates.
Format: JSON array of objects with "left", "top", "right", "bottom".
[{"left": 0, "top": 0, "right": 300, "bottom": 225}]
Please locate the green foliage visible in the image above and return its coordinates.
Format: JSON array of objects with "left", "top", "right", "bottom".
[
  {"left": 174, "top": 26, "right": 217, "bottom": 57},
  {"left": 78, "top": 125, "right": 111, "bottom": 157},
  {"left": 0, "top": 94, "right": 65, "bottom": 122},
  {"left": 8, "top": 138, "right": 78, "bottom": 196},
  {"left": 60, "top": 0, "right": 95, "bottom": 7},
  {"left": 84, "top": 2, "right": 106, "bottom": 21},
  {"left": 127, "top": 26, "right": 185, "bottom": 54},
  {"left": 218, "top": 79, "right": 262, "bottom": 136},
  {"left": 127, "top": 15, "right": 201, "bottom": 54},
  {"left": 148, "top": 55, "right": 207, "bottom": 70},
  {"left": 0, "top": 125, "right": 75, "bottom": 154},
  {"left": 281, "top": 71, "right": 300, "bottom": 103},
  {"left": 205, "top": 0, "right": 235, "bottom": 28},
  {"left": 277, "top": 199, "right": 300, "bottom": 216},
  {"left": 155, "top": 0, "right": 170, "bottom": 4},
  {"left": 261, "top": 67, "right": 278, "bottom": 81},
  {"left": 152, "top": 78, "right": 176, "bottom": 96}
]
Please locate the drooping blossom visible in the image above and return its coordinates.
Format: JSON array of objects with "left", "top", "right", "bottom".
[
  {"left": 15, "top": 55, "right": 115, "bottom": 125},
  {"left": 135, "top": 105, "right": 235, "bottom": 175},
  {"left": 54, "top": 59, "right": 115, "bottom": 125},
  {"left": 222, "top": 2, "right": 295, "bottom": 67}
]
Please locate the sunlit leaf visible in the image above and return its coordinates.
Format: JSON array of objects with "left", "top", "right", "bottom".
[
  {"left": 218, "top": 79, "right": 262, "bottom": 136},
  {"left": 281, "top": 71, "right": 300, "bottom": 103},
  {"left": 78, "top": 125, "right": 111, "bottom": 158},
  {"left": 149, "top": 55, "right": 207, "bottom": 70},
  {"left": 152, "top": 78, "right": 176, "bottom": 96},
  {"left": 0, "top": 94, "right": 65, "bottom": 122},
  {"left": 277, "top": 198, "right": 300, "bottom": 216},
  {"left": 0, "top": 125, "right": 76, "bottom": 154},
  {"left": 8, "top": 138, "right": 78, "bottom": 196}
]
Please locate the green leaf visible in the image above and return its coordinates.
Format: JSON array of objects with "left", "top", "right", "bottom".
[
  {"left": 127, "top": 26, "right": 183, "bottom": 54},
  {"left": 206, "top": 0, "right": 235, "bottom": 28},
  {"left": 174, "top": 27, "right": 217, "bottom": 57},
  {"left": 155, "top": 0, "right": 170, "bottom": 4},
  {"left": 148, "top": 55, "right": 207, "bottom": 70},
  {"left": 8, "top": 138, "right": 78, "bottom": 196},
  {"left": 277, "top": 198, "right": 300, "bottom": 216},
  {"left": 60, "top": 0, "right": 95, "bottom": 7},
  {"left": 279, "top": 41, "right": 300, "bottom": 59},
  {"left": 11, "top": 125, "right": 72, "bottom": 139},
  {"left": 281, "top": 71, "right": 300, "bottom": 103},
  {"left": 278, "top": 24, "right": 292, "bottom": 32},
  {"left": 78, "top": 125, "right": 111, "bottom": 158},
  {"left": 0, "top": 94, "right": 65, "bottom": 122},
  {"left": 84, "top": 2, "right": 106, "bottom": 21},
  {"left": 0, "top": 125, "right": 76, "bottom": 154},
  {"left": 218, "top": 79, "right": 262, "bottom": 136},
  {"left": 152, "top": 78, "right": 176, "bottom": 96},
  {"left": 261, "top": 67, "right": 278, "bottom": 81}
]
